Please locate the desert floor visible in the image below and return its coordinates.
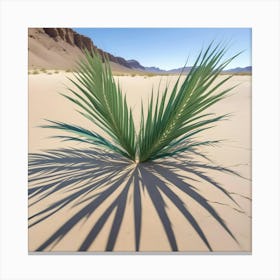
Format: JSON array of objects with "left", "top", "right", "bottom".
[{"left": 28, "top": 73, "right": 251, "bottom": 252}]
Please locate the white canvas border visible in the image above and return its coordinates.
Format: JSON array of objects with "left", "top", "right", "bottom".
[{"left": 0, "top": 0, "right": 279, "bottom": 279}]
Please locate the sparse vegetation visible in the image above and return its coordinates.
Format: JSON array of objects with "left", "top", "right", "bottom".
[
  {"left": 32, "top": 70, "right": 39, "bottom": 75},
  {"left": 221, "top": 71, "right": 251, "bottom": 76},
  {"left": 113, "top": 73, "right": 126, "bottom": 76},
  {"left": 112, "top": 72, "right": 175, "bottom": 77}
]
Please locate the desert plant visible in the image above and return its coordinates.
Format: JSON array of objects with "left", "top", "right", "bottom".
[
  {"left": 31, "top": 43, "right": 249, "bottom": 252},
  {"left": 45, "top": 44, "right": 240, "bottom": 163},
  {"left": 45, "top": 50, "right": 136, "bottom": 160},
  {"left": 138, "top": 44, "right": 240, "bottom": 162}
]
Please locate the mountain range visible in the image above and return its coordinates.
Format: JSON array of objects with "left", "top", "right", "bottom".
[{"left": 28, "top": 28, "right": 251, "bottom": 74}]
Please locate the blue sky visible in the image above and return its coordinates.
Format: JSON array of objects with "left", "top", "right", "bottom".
[{"left": 73, "top": 28, "right": 251, "bottom": 70}]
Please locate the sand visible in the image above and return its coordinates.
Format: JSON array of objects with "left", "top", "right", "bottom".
[{"left": 28, "top": 73, "right": 251, "bottom": 252}]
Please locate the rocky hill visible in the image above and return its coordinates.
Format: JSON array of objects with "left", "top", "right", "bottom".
[
  {"left": 28, "top": 28, "right": 142, "bottom": 70},
  {"left": 28, "top": 28, "right": 251, "bottom": 74}
]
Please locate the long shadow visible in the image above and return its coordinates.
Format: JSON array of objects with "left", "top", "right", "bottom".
[{"left": 28, "top": 148, "right": 249, "bottom": 252}]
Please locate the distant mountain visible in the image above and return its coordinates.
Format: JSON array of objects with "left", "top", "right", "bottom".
[
  {"left": 144, "top": 66, "right": 192, "bottom": 74},
  {"left": 224, "top": 66, "right": 252, "bottom": 73},
  {"left": 144, "top": 66, "right": 166, "bottom": 73},
  {"left": 128, "top": 64, "right": 167, "bottom": 73},
  {"left": 144, "top": 66, "right": 252, "bottom": 74},
  {"left": 165, "top": 66, "right": 252, "bottom": 74},
  {"left": 126, "top": 59, "right": 145, "bottom": 70},
  {"left": 166, "top": 67, "right": 192, "bottom": 74}
]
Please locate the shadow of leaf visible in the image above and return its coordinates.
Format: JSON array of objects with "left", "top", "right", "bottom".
[{"left": 29, "top": 148, "right": 249, "bottom": 252}]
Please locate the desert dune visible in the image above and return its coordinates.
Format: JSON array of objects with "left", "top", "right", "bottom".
[{"left": 28, "top": 72, "right": 251, "bottom": 252}]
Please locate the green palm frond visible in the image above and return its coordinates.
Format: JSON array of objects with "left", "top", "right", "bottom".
[
  {"left": 31, "top": 43, "right": 247, "bottom": 252},
  {"left": 42, "top": 120, "right": 129, "bottom": 157},
  {"left": 45, "top": 50, "right": 136, "bottom": 160},
  {"left": 44, "top": 43, "right": 240, "bottom": 163},
  {"left": 138, "top": 43, "right": 241, "bottom": 162}
]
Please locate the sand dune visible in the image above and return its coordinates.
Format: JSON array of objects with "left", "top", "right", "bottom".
[{"left": 28, "top": 73, "right": 251, "bottom": 252}]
